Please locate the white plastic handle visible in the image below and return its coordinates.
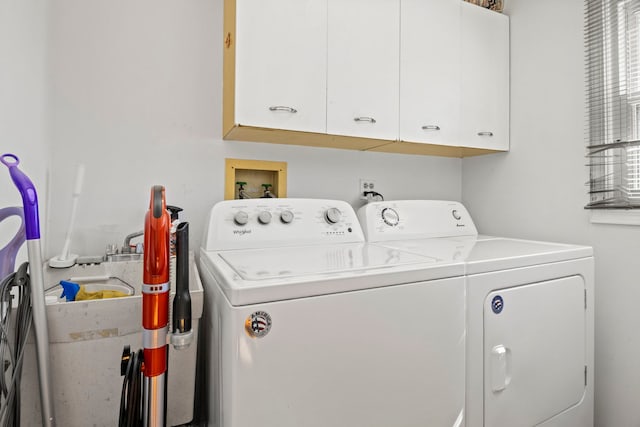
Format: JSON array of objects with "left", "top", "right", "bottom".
[{"left": 490, "top": 344, "right": 511, "bottom": 392}]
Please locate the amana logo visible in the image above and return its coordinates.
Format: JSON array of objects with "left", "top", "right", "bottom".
[{"left": 492, "top": 295, "right": 504, "bottom": 314}]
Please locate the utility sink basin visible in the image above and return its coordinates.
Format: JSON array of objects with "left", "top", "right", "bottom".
[
  {"left": 45, "top": 276, "right": 135, "bottom": 302},
  {"left": 20, "top": 253, "right": 203, "bottom": 427}
]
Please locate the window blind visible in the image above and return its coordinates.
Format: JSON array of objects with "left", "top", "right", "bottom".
[{"left": 586, "top": 0, "right": 640, "bottom": 208}]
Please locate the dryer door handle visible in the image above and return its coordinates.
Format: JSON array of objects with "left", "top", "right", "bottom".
[{"left": 490, "top": 344, "right": 512, "bottom": 392}]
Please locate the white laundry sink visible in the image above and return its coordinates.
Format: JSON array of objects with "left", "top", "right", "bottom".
[{"left": 20, "top": 253, "right": 203, "bottom": 427}]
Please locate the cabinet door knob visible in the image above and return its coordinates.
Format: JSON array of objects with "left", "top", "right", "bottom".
[
  {"left": 477, "top": 131, "right": 494, "bottom": 137},
  {"left": 354, "top": 117, "right": 377, "bottom": 124},
  {"left": 421, "top": 125, "right": 441, "bottom": 131},
  {"left": 269, "top": 106, "right": 298, "bottom": 113}
]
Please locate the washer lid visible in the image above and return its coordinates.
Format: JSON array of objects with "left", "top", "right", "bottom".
[
  {"left": 219, "top": 242, "right": 438, "bottom": 280},
  {"left": 201, "top": 243, "right": 465, "bottom": 305}
]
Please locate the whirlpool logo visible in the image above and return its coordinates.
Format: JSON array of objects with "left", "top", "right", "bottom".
[{"left": 233, "top": 229, "right": 252, "bottom": 236}]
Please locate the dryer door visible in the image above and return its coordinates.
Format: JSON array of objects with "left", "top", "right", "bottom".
[{"left": 483, "top": 276, "right": 586, "bottom": 427}]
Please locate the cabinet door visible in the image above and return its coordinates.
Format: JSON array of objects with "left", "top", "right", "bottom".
[
  {"left": 460, "top": 2, "right": 509, "bottom": 150},
  {"left": 235, "top": 0, "right": 327, "bottom": 133},
  {"left": 400, "top": 0, "right": 460, "bottom": 145},
  {"left": 327, "top": 0, "right": 400, "bottom": 140}
]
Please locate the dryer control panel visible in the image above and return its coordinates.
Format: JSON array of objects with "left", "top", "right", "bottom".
[
  {"left": 357, "top": 200, "right": 478, "bottom": 242},
  {"left": 203, "top": 198, "right": 364, "bottom": 251}
]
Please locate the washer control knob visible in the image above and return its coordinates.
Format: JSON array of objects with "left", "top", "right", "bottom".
[
  {"left": 280, "top": 210, "right": 294, "bottom": 224},
  {"left": 233, "top": 211, "right": 249, "bottom": 226},
  {"left": 452, "top": 209, "right": 462, "bottom": 220},
  {"left": 324, "top": 207, "right": 342, "bottom": 224},
  {"left": 258, "top": 211, "right": 272, "bottom": 224},
  {"left": 381, "top": 207, "right": 399, "bottom": 226}
]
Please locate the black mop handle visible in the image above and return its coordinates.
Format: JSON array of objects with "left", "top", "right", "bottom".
[{"left": 173, "top": 221, "right": 191, "bottom": 333}]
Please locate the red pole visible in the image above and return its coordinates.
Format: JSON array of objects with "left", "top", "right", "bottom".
[{"left": 142, "top": 185, "right": 171, "bottom": 426}]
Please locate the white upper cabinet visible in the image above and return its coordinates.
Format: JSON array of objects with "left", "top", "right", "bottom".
[
  {"left": 460, "top": 1, "right": 510, "bottom": 150},
  {"left": 226, "top": 0, "right": 510, "bottom": 156},
  {"left": 400, "top": 0, "right": 460, "bottom": 145},
  {"left": 235, "top": 0, "right": 327, "bottom": 133},
  {"left": 327, "top": 0, "right": 400, "bottom": 140}
]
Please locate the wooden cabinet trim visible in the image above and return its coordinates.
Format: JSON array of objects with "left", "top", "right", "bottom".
[
  {"left": 224, "top": 125, "right": 502, "bottom": 157},
  {"left": 223, "top": 0, "right": 236, "bottom": 136}
]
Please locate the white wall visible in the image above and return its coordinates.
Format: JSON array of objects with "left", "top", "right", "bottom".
[
  {"left": 45, "top": 0, "right": 462, "bottom": 258},
  {"left": 0, "top": 0, "right": 48, "bottom": 270},
  {"left": 18, "top": 0, "right": 635, "bottom": 425},
  {"left": 462, "top": 1, "right": 640, "bottom": 425}
]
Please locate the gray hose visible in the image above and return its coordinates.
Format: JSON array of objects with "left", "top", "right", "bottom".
[{"left": 0, "top": 262, "right": 32, "bottom": 427}]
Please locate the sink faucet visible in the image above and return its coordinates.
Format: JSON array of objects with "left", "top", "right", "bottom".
[{"left": 122, "top": 231, "right": 143, "bottom": 254}]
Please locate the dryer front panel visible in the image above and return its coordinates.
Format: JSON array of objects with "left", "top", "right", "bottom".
[{"left": 483, "top": 275, "right": 586, "bottom": 427}]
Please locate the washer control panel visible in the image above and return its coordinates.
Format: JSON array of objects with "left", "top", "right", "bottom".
[
  {"left": 203, "top": 198, "right": 364, "bottom": 251},
  {"left": 357, "top": 200, "right": 478, "bottom": 242}
]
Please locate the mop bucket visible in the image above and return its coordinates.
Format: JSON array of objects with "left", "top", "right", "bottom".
[{"left": 0, "top": 207, "right": 25, "bottom": 282}]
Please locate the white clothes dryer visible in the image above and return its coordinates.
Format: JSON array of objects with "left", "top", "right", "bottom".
[
  {"left": 358, "top": 200, "right": 594, "bottom": 427},
  {"left": 199, "top": 198, "right": 467, "bottom": 427}
]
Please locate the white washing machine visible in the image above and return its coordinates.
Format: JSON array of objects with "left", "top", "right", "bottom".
[
  {"left": 358, "top": 200, "right": 594, "bottom": 427},
  {"left": 198, "top": 198, "right": 468, "bottom": 427}
]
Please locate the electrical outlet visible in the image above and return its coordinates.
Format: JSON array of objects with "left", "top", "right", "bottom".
[{"left": 359, "top": 179, "right": 377, "bottom": 197}]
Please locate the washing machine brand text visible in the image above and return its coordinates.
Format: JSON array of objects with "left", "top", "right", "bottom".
[{"left": 233, "top": 229, "right": 252, "bottom": 236}]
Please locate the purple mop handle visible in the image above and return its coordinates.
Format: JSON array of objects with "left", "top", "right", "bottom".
[{"left": 1, "top": 154, "right": 40, "bottom": 240}]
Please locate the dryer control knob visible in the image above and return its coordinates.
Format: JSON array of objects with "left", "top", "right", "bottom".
[
  {"left": 280, "top": 210, "right": 294, "bottom": 224},
  {"left": 381, "top": 207, "right": 399, "bottom": 226},
  {"left": 324, "top": 207, "right": 342, "bottom": 224},
  {"left": 258, "top": 211, "right": 272, "bottom": 225},
  {"left": 233, "top": 211, "right": 249, "bottom": 226}
]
